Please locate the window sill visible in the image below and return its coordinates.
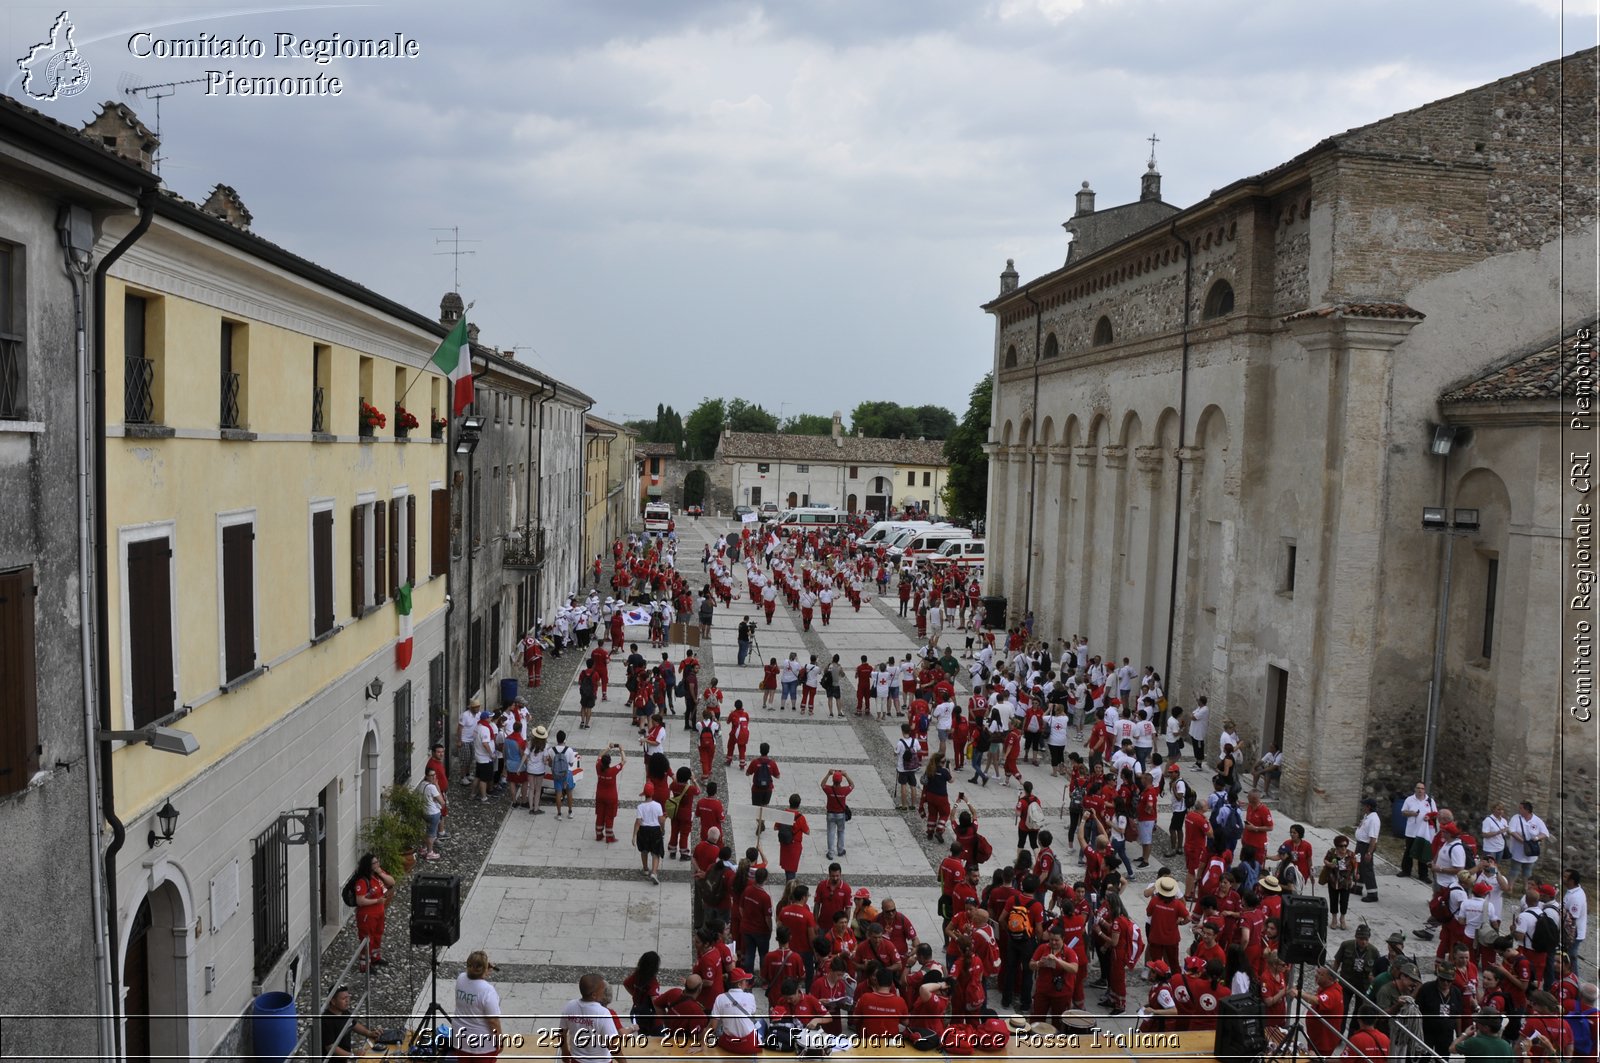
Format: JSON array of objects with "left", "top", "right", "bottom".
[
  {"left": 354, "top": 603, "right": 382, "bottom": 620},
  {"left": 312, "top": 432, "right": 337, "bottom": 444},
  {"left": 395, "top": 436, "right": 410, "bottom": 444},
  {"left": 0, "top": 419, "right": 44, "bottom": 434},
  {"left": 357, "top": 436, "right": 377, "bottom": 445},
  {"left": 220, "top": 428, "right": 258, "bottom": 442},
  {"left": 220, "top": 666, "right": 265, "bottom": 694},
  {"left": 310, "top": 624, "right": 343, "bottom": 647},
  {"left": 125, "top": 424, "right": 176, "bottom": 439}
]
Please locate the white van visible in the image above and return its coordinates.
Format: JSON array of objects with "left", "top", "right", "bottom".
[
  {"left": 775, "top": 507, "right": 847, "bottom": 530},
  {"left": 644, "top": 502, "right": 671, "bottom": 533},
  {"left": 933, "top": 538, "right": 986, "bottom": 569},
  {"left": 862, "top": 520, "right": 933, "bottom": 545},
  {"left": 890, "top": 527, "right": 973, "bottom": 565}
]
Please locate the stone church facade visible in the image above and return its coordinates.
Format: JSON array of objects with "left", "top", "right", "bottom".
[{"left": 983, "top": 49, "right": 1597, "bottom": 859}]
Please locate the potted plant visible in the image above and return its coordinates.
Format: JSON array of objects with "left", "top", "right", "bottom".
[
  {"left": 360, "top": 784, "right": 428, "bottom": 876},
  {"left": 431, "top": 415, "right": 447, "bottom": 440},
  {"left": 395, "top": 405, "right": 420, "bottom": 439},
  {"left": 359, "top": 400, "right": 387, "bottom": 437}
]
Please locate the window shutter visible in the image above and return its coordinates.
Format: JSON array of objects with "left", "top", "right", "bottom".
[
  {"left": 388, "top": 498, "right": 401, "bottom": 597},
  {"left": 312, "top": 509, "right": 334, "bottom": 636},
  {"left": 0, "top": 567, "right": 40, "bottom": 796},
  {"left": 406, "top": 494, "right": 417, "bottom": 590},
  {"left": 350, "top": 504, "right": 366, "bottom": 614},
  {"left": 222, "top": 522, "right": 256, "bottom": 682},
  {"left": 431, "top": 488, "right": 449, "bottom": 577},
  {"left": 127, "top": 538, "right": 175, "bottom": 726},
  {"left": 373, "top": 499, "right": 388, "bottom": 606}
]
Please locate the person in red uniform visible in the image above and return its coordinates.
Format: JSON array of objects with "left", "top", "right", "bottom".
[
  {"left": 1146, "top": 876, "right": 1190, "bottom": 974},
  {"left": 762, "top": 927, "right": 808, "bottom": 1009},
  {"left": 1028, "top": 925, "right": 1079, "bottom": 1029},
  {"left": 815, "top": 864, "right": 854, "bottom": 929},
  {"left": 594, "top": 745, "right": 625, "bottom": 843},
  {"left": 695, "top": 925, "right": 729, "bottom": 1011},
  {"left": 773, "top": 978, "right": 830, "bottom": 1029},
  {"left": 725, "top": 701, "right": 751, "bottom": 768},
  {"left": 351, "top": 853, "right": 394, "bottom": 970},
  {"left": 1299, "top": 966, "right": 1345, "bottom": 1059},
  {"left": 811, "top": 955, "right": 854, "bottom": 1034},
  {"left": 854, "top": 656, "right": 874, "bottom": 716},
  {"left": 1178, "top": 956, "right": 1230, "bottom": 1031},
  {"left": 694, "top": 785, "right": 726, "bottom": 843},
  {"left": 1241, "top": 790, "right": 1274, "bottom": 861},
  {"left": 1139, "top": 960, "right": 1182, "bottom": 1033},
  {"left": 776, "top": 794, "right": 809, "bottom": 882},
  {"left": 697, "top": 720, "right": 717, "bottom": 781},
  {"left": 609, "top": 609, "right": 625, "bottom": 653},
  {"left": 522, "top": 632, "right": 544, "bottom": 687},
  {"left": 589, "top": 643, "right": 611, "bottom": 700},
  {"left": 855, "top": 969, "right": 909, "bottom": 1040},
  {"left": 667, "top": 767, "right": 699, "bottom": 861},
  {"left": 654, "top": 976, "right": 709, "bottom": 1038}
]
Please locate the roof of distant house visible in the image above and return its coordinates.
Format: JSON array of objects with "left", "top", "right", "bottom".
[
  {"left": 716, "top": 431, "right": 947, "bottom": 465},
  {"left": 1440, "top": 322, "right": 1597, "bottom": 404},
  {"left": 638, "top": 442, "right": 678, "bottom": 457}
]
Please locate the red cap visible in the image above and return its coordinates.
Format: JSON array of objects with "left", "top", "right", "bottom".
[
  {"left": 1472, "top": 883, "right": 1493, "bottom": 897},
  {"left": 1147, "top": 960, "right": 1172, "bottom": 978},
  {"left": 729, "top": 967, "right": 754, "bottom": 982},
  {"left": 854, "top": 887, "right": 871, "bottom": 900},
  {"left": 1442, "top": 822, "right": 1461, "bottom": 835},
  {"left": 1538, "top": 883, "right": 1558, "bottom": 898},
  {"left": 1183, "top": 956, "right": 1207, "bottom": 973},
  {"left": 1166, "top": 763, "right": 1181, "bottom": 774}
]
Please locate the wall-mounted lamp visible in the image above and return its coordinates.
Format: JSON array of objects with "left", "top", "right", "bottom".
[
  {"left": 364, "top": 677, "right": 384, "bottom": 701},
  {"left": 148, "top": 799, "right": 180, "bottom": 848},
  {"left": 1428, "top": 422, "right": 1473, "bottom": 457}
]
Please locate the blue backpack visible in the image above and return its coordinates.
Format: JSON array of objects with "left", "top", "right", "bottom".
[
  {"left": 550, "top": 746, "right": 572, "bottom": 776},
  {"left": 503, "top": 737, "right": 525, "bottom": 773}
]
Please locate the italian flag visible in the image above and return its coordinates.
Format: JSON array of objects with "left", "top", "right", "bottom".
[
  {"left": 431, "top": 317, "right": 474, "bottom": 416},
  {"left": 395, "top": 582, "right": 414, "bottom": 669}
]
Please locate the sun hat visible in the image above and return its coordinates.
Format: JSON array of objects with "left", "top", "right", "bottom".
[
  {"left": 1258, "top": 876, "right": 1283, "bottom": 894},
  {"left": 532, "top": 726, "right": 548, "bottom": 740},
  {"left": 1155, "top": 876, "right": 1181, "bottom": 898}
]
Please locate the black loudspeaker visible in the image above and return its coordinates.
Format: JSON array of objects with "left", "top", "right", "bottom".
[
  {"left": 1215, "top": 993, "right": 1268, "bottom": 1058},
  {"left": 410, "top": 873, "right": 461, "bottom": 947},
  {"left": 981, "top": 595, "right": 1007, "bottom": 631},
  {"left": 1278, "top": 893, "right": 1329, "bottom": 964}
]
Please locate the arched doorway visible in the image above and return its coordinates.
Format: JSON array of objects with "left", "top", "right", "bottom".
[
  {"left": 683, "top": 469, "right": 709, "bottom": 508},
  {"left": 122, "top": 879, "right": 192, "bottom": 1063},
  {"left": 786, "top": 491, "right": 798, "bottom": 508},
  {"left": 847, "top": 494, "right": 858, "bottom": 513},
  {"left": 359, "top": 728, "right": 380, "bottom": 826},
  {"left": 865, "top": 477, "right": 890, "bottom": 519}
]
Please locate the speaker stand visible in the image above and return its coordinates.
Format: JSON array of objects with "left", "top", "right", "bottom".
[
  {"left": 1265, "top": 958, "right": 1309, "bottom": 1063},
  {"left": 411, "top": 943, "right": 454, "bottom": 1051}
]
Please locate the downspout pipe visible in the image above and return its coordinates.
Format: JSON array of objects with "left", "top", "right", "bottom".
[
  {"left": 1163, "top": 222, "right": 1193, "bottom": 684},
  {"left": 1021, "top": 290, "right": 1043, "bottom": 617},
  {"left": 533, "top": 386, "right": 549, "bottom": 623},
  {"left": 94, "top": 191, "right": 157, "bottom": 1061}
]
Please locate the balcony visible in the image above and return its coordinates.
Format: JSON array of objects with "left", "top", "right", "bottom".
[
  {"left": 503, "top": 528, "right": 545, "bottom": 570},
  {"left": 220, "top": 370, "right": 241, "bottom": 429},
  {"left": 125, "top": 355, "right": 155, "bottom": 424}
]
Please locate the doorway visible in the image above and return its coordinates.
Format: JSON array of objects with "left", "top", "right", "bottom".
[
  {"left": 359, "top": 729, "right": 380, "bottom": 827},
  {"left": 319, "top": 782, "right": 337, "bottom": 928},
  {"left": 1264, "top": 665, "right": 1288, "bottom": 751},
  {"left": 786, "top": 492, "right": 798, "bottom": 508},
  {"left": 847, "top": 494, "right": 858, "bottom": 513},
  {"left": 121, "top": 881, "right": 191, "bottom": 1063},
  {"left": 683, "top": 469, "right": 709, "bottom": 508}
]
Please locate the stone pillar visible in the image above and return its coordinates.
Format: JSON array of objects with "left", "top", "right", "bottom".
[
  {"left": 1068, "top": 445, "right": 1099, "bottom": 639},
  {"left": 1038, "top": 445, "right": 1072, "bottom": 637},
  {"left": 1169, "top": 445, "right": 1205, "bottom": 706},
  {"left": 1092, "top": 445, "right": 1127, "bottom": 644},
  {"left": 981, "top": 441, "right": 1000, "bottom": 596},
  {"left": 1132, "top": 446, "right": 1166, "bottom": 664},
  {"left": 1287, "top": 308, "right": 1420, "bottom": 825}
]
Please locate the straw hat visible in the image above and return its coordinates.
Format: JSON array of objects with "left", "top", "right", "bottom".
[
  {"left": 532, "top": 726, "right": 548, "bottom": 740},
  {"left": 1154, "top": 876, "right": 1181, "bottom": 898},
  {"left": 1258, "top": 875, "right": 1283, "bottom": 894}
]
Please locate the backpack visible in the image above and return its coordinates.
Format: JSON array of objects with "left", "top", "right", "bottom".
[
  {"left": 752, "top": 760, "right": 773, "bottom": 791},
  {"left": 340, "top": 875, "right": 359, "bottom": 908},
  {"left": 1429, "top": 885, "right": 1460, "bottom": 924},
  {"left": 972, "top": 834, "right": 993, "bottom": 864},
  {"left": 1531, "top": 908, "right": 1562, "bottom": 953},
  {"left": 1006, "top": 904, "right": 1034, "bottom": 938},
  {"left": 776, "top": 820, "right": 795, "bottom": 846},
  {"left": 665, "top": 787, "right": 686, "bottom": 819},
  {"left": 1069, "top": 786, "right": 1085, "bottom": 813},
  {"left": 1457, "top": 834, "right": 1478, "bottom": 866},
  {"left": 899, "top": 738, "right": 919, "bottom": 772},
  {"left": 579, "top": 671, "right": 597, "bottom": 700},
  {"left": 1025, "top": 800, "right": 1044, "bottom": 831},
  {"left": 503, "top": 737, "right": 525, "bottom": 773},
  {"left": 1211, "top": 801, "right": 1243, "bottom": 847},
  {"left": 550, "top": 746, "right": 572, "bottom": 776}
]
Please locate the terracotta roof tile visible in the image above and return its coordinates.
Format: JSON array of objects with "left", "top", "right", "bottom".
[
  {"left": 1281, "top": 302, "right": 1426, "bottom": 323},
  {"left": 716, "top": 431, "right": 947, "bottom": 465},
  {"left": 1440, "top": 323, "right": 1597, "bottom": 403}
]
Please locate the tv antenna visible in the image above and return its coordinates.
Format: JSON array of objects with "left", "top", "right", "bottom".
[
  {"left": 431, "top": 226, "right": 480, "bottom": 291},
  {"left": 119, "top": 73, "right": 209, "bottom": 175}
]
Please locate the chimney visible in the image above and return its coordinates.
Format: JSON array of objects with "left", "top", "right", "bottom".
[
  {"left": 1074, "top": 181, "right": 1096, "bottom": 217},
  {"left": 439, "top": 292, "right": 465, "bottom": 325},
  {"left": 201, "top": 184, "right": 252, "bottom": 229},
  {"left": 1140, "top": 161, "right": 1162, "bottom": 202},
  {"left": 831, "top": 411, "right": 843, "bottom": 439},
  {"left": 999, "top": 258, "right": 1018, "bottom": 295},
  {"left": 82, "top": 101, "right": 159, "bottom": 173}
]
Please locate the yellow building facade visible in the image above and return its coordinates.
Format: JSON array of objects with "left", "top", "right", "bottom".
[
  {"left": 101, "top": 195, "right": 448, "bottom": 1060},
  {"left": 583, "top": 415, "right": 639, "bottom": 563},
  {"left": 893, "top": 460, "right": 950, "bottom": 518}
]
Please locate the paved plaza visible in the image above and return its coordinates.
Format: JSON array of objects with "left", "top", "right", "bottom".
[{"left": 415, "top": 517, "right": 1497, "bottom": 1038}]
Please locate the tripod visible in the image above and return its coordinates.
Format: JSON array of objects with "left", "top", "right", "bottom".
[{"left": 410, "top": 943, "right": 454, "bottom": 1057}]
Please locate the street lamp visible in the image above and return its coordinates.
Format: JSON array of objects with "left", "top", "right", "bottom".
[{"left": 1420, "top": 506, "right": 1480, "bottom": 790}]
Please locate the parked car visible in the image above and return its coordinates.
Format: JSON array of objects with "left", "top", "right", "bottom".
[
  {"left": 686, "top": 505, "right": 703, "bottom": 517},
  {"left": 733, "top": 505, "right": 756, "bottom": 521}
]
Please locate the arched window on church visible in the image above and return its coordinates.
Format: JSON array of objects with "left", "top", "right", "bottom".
[
  {"left": 1203, "top": 279, "right": 1235, "bottom": 319},
  {"left": 1092, "top": 316, "right": 1114, "bottom": 346},
  {"left": 1042, "top": 333, "right": 1059, "bottom": 359},
  {"left": 1004, "top": 345, "right": 1018, "bottom": 368}
]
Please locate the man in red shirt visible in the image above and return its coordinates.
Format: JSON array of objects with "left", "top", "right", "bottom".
[
  {"left": 738, "top": 866, "right": 774, "bottom": 973},
  {"left": 694, "top": 783, "right": 726, "bottom": 842},
  {"left": 1028, "top": 925, "right": 1079, "bottom": 1028},
  {"left": 1299, "top": 966, "right": 1345, "bottom": 1059},
  {"left": 695, "top": 925, "right": 728, "bottom": 1011},
  {"left": 878, "top": 898, "right": 918, "bottom": 957},
  {"left": 854, "top": 970, "right": 909, "bottom": 1039},
  {"left": 1146, "top": 876, "right": 1190, "bottom": 974},
  {"left": 854, "top": 656, "right": 874, "bottom": 715},
  {"left": 1136, "top": 778, "right": 1162, "bottom": 867},
  {"left": 854, "top": 921, "right": 905, "bottom": 985},
  {"left": 772, "top": 978, "right": 829, "bottom": 1029},
  {"left": 761, "top": 927, "right": 808, "bottom": 1009},
  {"left": 692, "top": 827, "right": 723, "bottom": 877},
  {"left": 654, "top": 975, "right": 709, "bottom": 1038},
  {"left": 1241, "top": 790, "right": 1274, "bottom": 861},
  {"left": 815, "top": 864, "right": 854, "bottom": 929}
]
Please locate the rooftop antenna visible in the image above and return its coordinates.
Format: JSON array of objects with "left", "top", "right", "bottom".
[
  {"left": 119, "top": 73, "right": 209, "bottom": 175},
  {"left": 431, "top": 226, "right": 480, "bottom": 291},
  {"left": 1146, "top": 132, "right": 1160, "bottom": 167}
]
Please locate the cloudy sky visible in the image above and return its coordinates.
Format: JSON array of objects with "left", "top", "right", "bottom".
[{"left": 6, "top": 1, "right": 1594, "bottom": 424}]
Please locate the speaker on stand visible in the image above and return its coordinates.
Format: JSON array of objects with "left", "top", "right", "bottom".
[
  {"left": 1278, "top": 893, "right": 1329, "bottom": 965},
  {"left": 410, "top": 874, "right": 462, "bottom": 1052}
]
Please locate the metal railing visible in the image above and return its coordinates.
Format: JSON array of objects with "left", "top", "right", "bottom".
[
  {"left": 0, "top": 334, "right": 22, "bottom": 419},
  {"left": 125, "top": 354, "right": 155, "bottom": 424},
  {"left": 312, "top": 385, "right": 325, "bottom": 433},
  {"left": 220, "top": 370, "right": 241, "bottom": 428}
]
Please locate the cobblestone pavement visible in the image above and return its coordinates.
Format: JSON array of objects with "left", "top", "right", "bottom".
[{"left": 320, "top": 516, "right": 1592, "bottom": 1050}]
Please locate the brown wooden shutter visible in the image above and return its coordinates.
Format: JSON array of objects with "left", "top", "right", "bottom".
[
  {"left": 373, "top": 499, "right": 388, "bottom": 606},
  {"left": 406, "top": 494, "right": 417, "bottom": 590},
  {"left": 221, "top": 522, "right": 256, "bottom": 682},
  {"left": 387, "top": 499, "right": 400, "bottom": 598},
  {"left": 312, "top": 509, "right": 334, "bottom": 636},
  {"left": 127, "top": 538, "right": 175, "bottom": 726},
  {"left": 0, "top": 566, "right": 40, "bottom": 797},
  {"left": 350, "top": 504, "right": 366, "bottom": 615},
  {"left": 431, "top": 488, "right": 449, "bottom": 578}
]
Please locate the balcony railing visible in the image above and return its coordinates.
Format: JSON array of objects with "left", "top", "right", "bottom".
[
  {"left": 503, "top": 528, "right": 546, "bottom": 569},
  {"left": 311, "top": 385, "right": 325, "bottom": 434},
  {"left": 220, "top": 370, "right": 241, "bottom": 429},
  {"left": 125, "top": 355, "right": 155, "bottom": 424},
  {"left": 0, "top": 335, "right": 22, "bottom": 419}
]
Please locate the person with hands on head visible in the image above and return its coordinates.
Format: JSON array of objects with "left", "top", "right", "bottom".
[{"left": 822, "top": 769, "right": 854, "bottom": 859}]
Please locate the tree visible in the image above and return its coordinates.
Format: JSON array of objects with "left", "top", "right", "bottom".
[
  {"left": 726, "top": 398, "right": 779, "bottom": 434},
  {"left": 941, "top": 373, "right": 992, "bottom": 522},
  {"left": 682, "top": 398, "right": 726, "bottom": 461},
  {"left": 849, "top": 400, "right": 955, "bottom": 440},
  {"left": 912, "top": 404, "right": 957, "bottom": 440},
  {"left": 780, "top": 412, "right": 835, "bottom": 436}
]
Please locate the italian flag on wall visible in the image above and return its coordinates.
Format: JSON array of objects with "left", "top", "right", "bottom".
[
  {"left": 431, "top": 317, "right": 474, "bottom": 416},
  {"left": 395, "top": 582, "right": 414, "bottom": 669}
]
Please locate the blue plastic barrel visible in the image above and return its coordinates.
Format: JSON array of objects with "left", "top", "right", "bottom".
[
  {"left": 250, "top": 991, "right": 296, "bottom": 1062},
  {"left": 500, "top": 676, "right": 520, "bottom": 706},
  {"left": 1389, "top": 796, "right": 1407, "bottom": 838}
]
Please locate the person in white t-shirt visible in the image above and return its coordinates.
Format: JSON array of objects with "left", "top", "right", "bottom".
[
  {"left": 458, "top": 699, "right": 482, "bottom": 785},
  {"left": 1046, "top": 707, "right": 1072, "bottom": 776},
  {"left": 1563, "top": 868, "right": 1588, "bottom": 957},
  {"left": 710, "top": 968, "right": 761, "bottom": 1054},
  {"left": 558, "top": 973, "right": 620, "bottom": 1063},
  {"left": 1186, "top": 699, "right": 1209, "bottom": 768},
  {"left": 1479, "top": 801, "right": 1510, "bottom": 860},
  {"left": 933, "top": 698, "right": 956, "bottom": 756},
  {"left": 1506, "top": 801, "right": 1549, "bottom": 891},
  {"left": 453, "top": 951, "right": 504, "bottom": 1058},
  {"left": 473, "top": 712, "right": 497, "bottom": 803},
  {"left": 1397, "top": 782, "right": 1437, "bottom": 882}
]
